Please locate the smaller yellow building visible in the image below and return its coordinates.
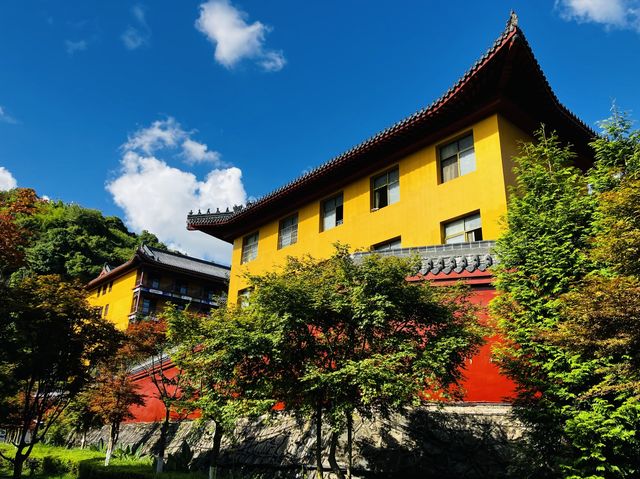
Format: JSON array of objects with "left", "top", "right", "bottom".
[{"left": 86, "top": 244, "right": 229, "bottom": 330}]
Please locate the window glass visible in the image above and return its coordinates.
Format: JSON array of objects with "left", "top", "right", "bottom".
[
  {"left": 322, "top": 193, "right": 344, "bottom": 231},
  {"left": 241, "top": 232, "right": 259, "bottom": 263},
  {"left": 372, "top": 167, "right": 400, "bottom": 209},
  {"left": 103, "top": 304, "right": 109, "bottom": 318},
  {"left": 459, "top": 149, "right": 476, "bottom": 176},
  {"left": 440, "top": 133, "right": 475, "bottom": 182},
  {"left": 373, "top": 238, "right": 402, "bottom": 251},
  {"left": 278, "top": 214, "right": 298, "bottom": 249},
  {"left": 444, "top": 213, "right": 482, "bottom": 244},
  {"left": 150, "top": 276, "right": 160, "bottom": 289}
]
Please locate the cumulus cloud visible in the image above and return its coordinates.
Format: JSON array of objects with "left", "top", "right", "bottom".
[
  {"left": 556, "top": 0, "right": 640, "bottom": 31},
  {"left": 0, "top": 106, "right": 17, "bottom": 124},
  {"left": 195, "top": 0, "right": 286, "bottom": 71},
  {"left": 107, "top": 119, "right": 245, "bottom": 263},
  {"left": 122, "top": 4, "right": 151, "bottom": 50},
  {"left": 0, "top": 167, "right": 17, "bottom": 191},
  {"left": 65, "top": 39, "right": 88, "bottom": 55}
]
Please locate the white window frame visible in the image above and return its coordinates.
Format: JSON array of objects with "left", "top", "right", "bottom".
[
  {"left": 443, "top": 213, "right": 483, "bottom": 244},
  {"left": 278, "top": 213, "right": 298, "bottom": 249},
  {"left": 321, "top": 193, "right": 344, "bottom": 231},
  {"left": 439, "top": 133, "right": 476, "bottom": 183},
  {"left": 372, "top": 167, "right": 400, "bottom": 210}
]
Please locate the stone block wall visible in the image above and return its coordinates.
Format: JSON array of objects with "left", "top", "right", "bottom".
[{"left": 81, "top": 403, "right": 522, "bottom": 478}]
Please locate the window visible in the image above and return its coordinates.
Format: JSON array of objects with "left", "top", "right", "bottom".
[
  {"left": 103, "top": 304, "right": 109, "bottom": 318},
  {"left": 204, "top": 287, "right": 215, "bottom": 302},
  {"left": 141, "top": 298, "right": 156, "bottom": 315},
  {"left": 278, "top": 213, "right": 298, "bottom": 249},
  {"left": 238, "top": 288, "right": 252, "bottom": 308},
  {"left": 321, "top": 193, "right": 344, "bottom": 231},
  {"left": 108, "top": 281, "right": 113, "bottom": 292},
  {"left": 373, "top": 237, "right": 402, "bottom": 251},
  {"left": 440, "top": 133, "right": 475, "bottom": 182},
  {"left": 175, "top": 280, "right": 188, "bottom": 295},
  {"left": 372, "top": 167, "right": 399, "bottom": 210},
  {"left": 241, "top": 232, "right": 259, "bottom": 264},
  {"left": 443, "top": 213, "right": 483, "bottom": 244},
  {"left": 150, "top": 275, "right": 161, "bottom": 289}
]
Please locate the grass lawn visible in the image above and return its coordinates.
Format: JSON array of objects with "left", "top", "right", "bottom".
[{"left": 0, "top": 443, "right": 207, "bottom": 479}]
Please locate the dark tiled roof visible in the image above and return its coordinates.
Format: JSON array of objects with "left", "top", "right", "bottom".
[
  {"left": 187, "top": 14, "right": 594, "bottom": 242},
  {"left": 86, "top": 244, "right": 230, "bottom": 289},
  {"left": 138, "top": 245, "right": 230, "bottom": 279},
  {"left": 353, "top": 241, "right": 497, "bottom": 276}
]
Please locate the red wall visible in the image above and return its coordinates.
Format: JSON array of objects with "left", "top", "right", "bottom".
[{"left": 458, "top": 287, "right": 515, "bottom": 402}]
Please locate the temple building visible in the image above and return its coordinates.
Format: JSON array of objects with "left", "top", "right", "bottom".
[
  {"left": 186, "top": 16, "right": 594, "bottom": 403},
  {"left": 87, "top": 244, "right": 229, "bottom": 331}
]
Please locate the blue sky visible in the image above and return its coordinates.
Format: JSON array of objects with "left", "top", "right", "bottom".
[{"left": 1, "top": 0, "right": 639, "bottom": 262}]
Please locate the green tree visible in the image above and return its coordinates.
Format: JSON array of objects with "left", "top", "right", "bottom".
[
  {"left": 549, "top": 112, "right": 640, "bottom": 478},
  {"left": 168, "top": 306, "right": 270, "bottom": 479},
  {"left": 493, "top": 115, "right": 640, "bottom": 478},
  {"left": 491, "top": 127, "right": 597, "bottom": 477},
  {"left": 0, "top": 275, "right": 121, "bottom": 478},
  {"left": 172, "top": 247, "right": 483, "bottom": 479}
]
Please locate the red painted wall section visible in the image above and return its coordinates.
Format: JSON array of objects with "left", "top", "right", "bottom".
[
  {"left": 127, "top": 366, "right": 200, "bottom": 423},
  {"left": 459, "top": 286, "right": 516, "bottom": 402}
]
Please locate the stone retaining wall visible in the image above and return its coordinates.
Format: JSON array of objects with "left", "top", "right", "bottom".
[{"left": 81, "top": 403, "right": 522, "bottom": 478}]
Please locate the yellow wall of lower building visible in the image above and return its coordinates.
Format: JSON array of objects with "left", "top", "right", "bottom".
[
  {"left": 228, "top": 114, "right": 528, "bottom": 303},
  {"left": 87, "top": 269, "right": 138, "bottom": 330}
]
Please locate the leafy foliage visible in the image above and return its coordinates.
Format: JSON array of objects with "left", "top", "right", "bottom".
[
  {"left": 0, "top": 274, "right": 122, "bottom": 478},
  {"left": 0, "top": 187, "right": 166, "bottom": 282},
  {"left": 172, "top": 246, "right": 484, "bottom": 479},
  {"left": 494, "top": 114, "right": 640, "bottom": 478}
]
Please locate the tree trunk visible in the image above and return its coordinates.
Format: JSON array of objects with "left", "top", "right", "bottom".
[
  {"left": 104, "top": 422, "right": 119, "bottom": 466},
  {"left": 346, "top": 411, "right": 353, "bottom": 479},
  {"left": 156, "top": 407, "right": 171, "bottom": 473},
  {"left": 208, "top": 421, "right": 223, "bottom": 479},
  {"left": 81, "top": 430, "right": 87, "bottom": 449},
  {"left": 315, "top": 402, "right": 323, "bottom": 479},
  {"left": 328, "top": 430, "right": 345, "bottom": 479},
  {"left": 12, "top": 448, "right": 25, "bottom": 479}
]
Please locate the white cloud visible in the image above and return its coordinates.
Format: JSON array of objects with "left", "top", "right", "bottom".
[
  {"left": 0, "top": 167, "right": 17, "bottom": 191},
  {"left": 195, "top": 0, "right": 286, "bottom": 71},
  {"left": 182, "top": 138, "right": 222, "bottom": 165},
  {"left": 123, "top": 117, "right": 186, "bottom": 155},
  {"left": 0, "top": 106, "right": 17, "bottom": 124},
  {"left": 556, "top": 0, "right": 640, "bottom": 31},
  {"left": 107, "top": 119, "right": 245, "bottom": 263},
  {"left": 122, "top": 4, "right": 151, "bottom": 50},
  {"left": 65, "top": 39, "right": 88, "bottom": 55}
]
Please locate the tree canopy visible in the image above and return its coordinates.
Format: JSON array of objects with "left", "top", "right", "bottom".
[{"left": 170, "top": 246, "right": 485, "bottom": 479}]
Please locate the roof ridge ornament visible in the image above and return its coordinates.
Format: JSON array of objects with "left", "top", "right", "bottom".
[{"left": 507, "top": 10, "right": 518, "bottom": 31}]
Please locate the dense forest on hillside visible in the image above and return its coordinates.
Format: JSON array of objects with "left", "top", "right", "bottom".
[{"left": 0, "top": 188, "right": 166, "bottom": 282}]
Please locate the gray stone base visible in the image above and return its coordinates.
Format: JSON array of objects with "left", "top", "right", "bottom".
[{"left": 80, "top": 403, "right": 521, "bottom": 478}]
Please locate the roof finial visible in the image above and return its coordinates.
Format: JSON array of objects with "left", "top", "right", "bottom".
[{"left": 507, "top": 10, "right": 518, "bottom": 30}]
